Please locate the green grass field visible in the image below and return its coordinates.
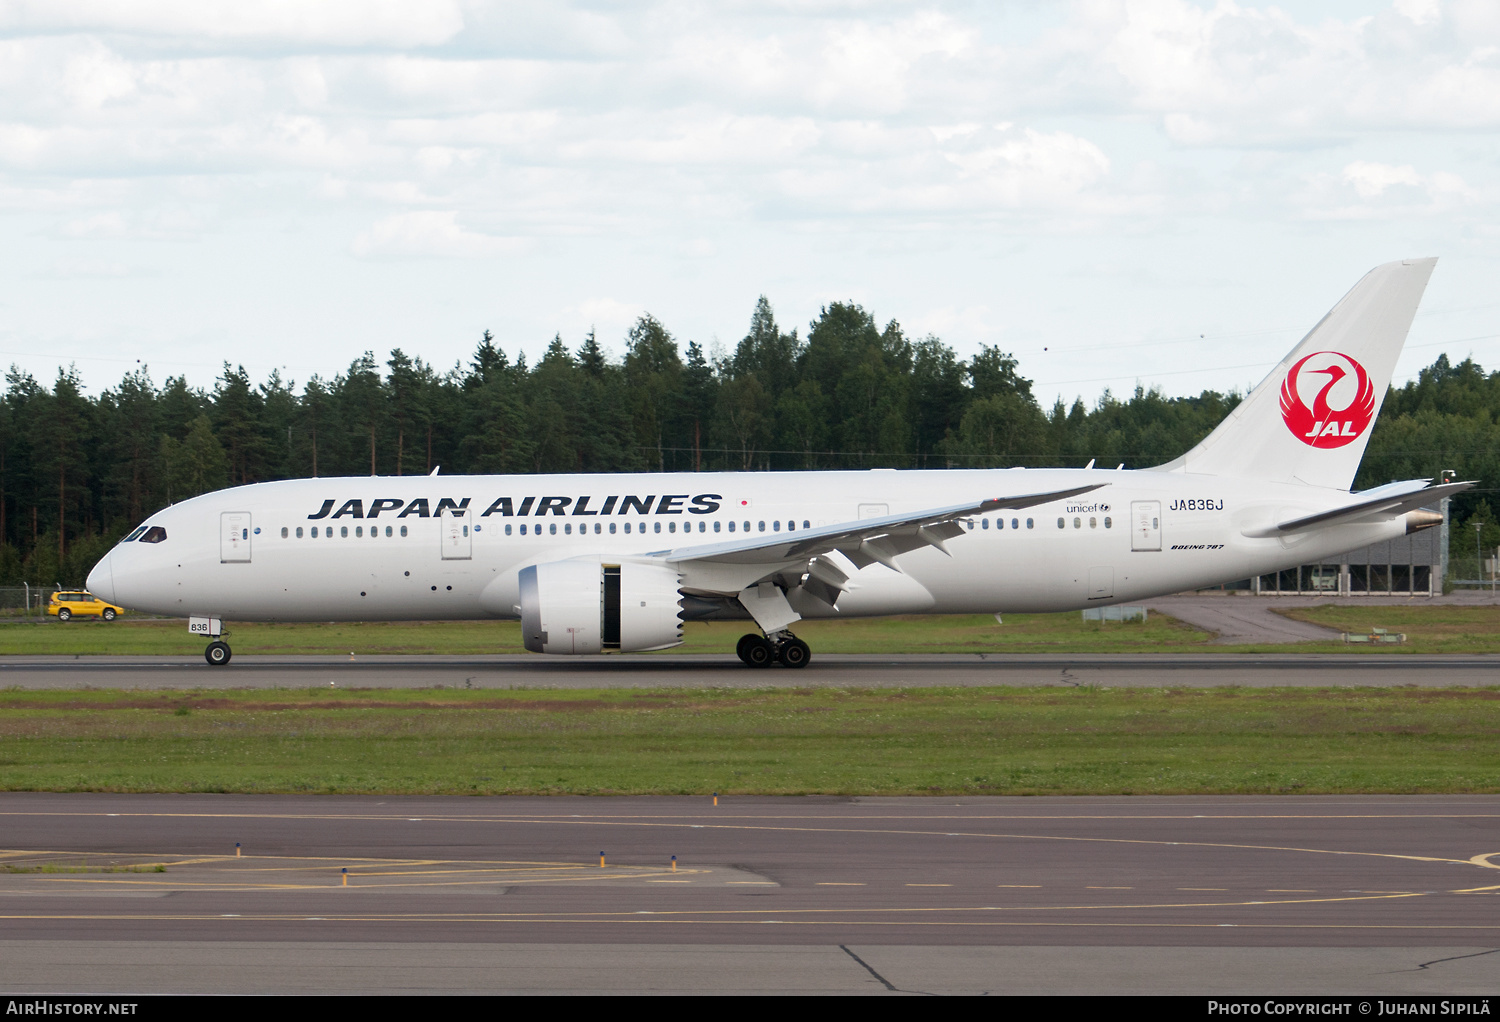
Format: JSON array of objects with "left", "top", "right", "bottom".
[
  {"left": 1, "top": 686, "right": 1496, "bottom": 796},
  {"left": 1270, "top": 605, "right": 1500, "bottom": 653},
  {"left": 0, "top": 611, "right": 1212, "bottom": 656},
  {"left": 7, "top": 603, "right": 1500, "bottom": 654}
]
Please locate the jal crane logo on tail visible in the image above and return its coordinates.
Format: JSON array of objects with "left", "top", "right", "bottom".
[{"left": 1279, "top": 351, "right": 1375, "bottom": 448}]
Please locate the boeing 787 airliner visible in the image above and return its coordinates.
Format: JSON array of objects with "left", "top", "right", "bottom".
[{"left": 88, "top": 258, "right": 1468, "bottom": 667}]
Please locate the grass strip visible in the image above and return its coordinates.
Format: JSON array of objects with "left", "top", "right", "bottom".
[
  {"left": 6, "top": 606, "right": 1500, "bottom": 655},
  {"left": 1, "top": 686, "right": 1497, "bottom": 796},
  {"left": 0, "top": 613, "right": 1212, "bottom": 655}
]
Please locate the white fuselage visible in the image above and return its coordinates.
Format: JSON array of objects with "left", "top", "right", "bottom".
[{"left": 89, "top": 468, "right": 1406, "bottom": 624}]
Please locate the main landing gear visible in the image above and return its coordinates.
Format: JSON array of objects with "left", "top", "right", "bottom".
[
  {"left": 205, "top": 640, "right": 231, "bottom": 666},
  {"left": 736, "top": 631, "right": 811, "bottom": 669}
]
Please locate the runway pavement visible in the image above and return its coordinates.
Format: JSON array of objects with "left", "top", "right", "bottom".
[
  {"left": 3, "top": 652, "right": 1500, "bottom": 688},
  {"left": 1, "top": 794, "right": 1497, "bottom": 994}
]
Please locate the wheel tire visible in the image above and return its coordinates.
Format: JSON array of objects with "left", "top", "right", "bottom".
[
  {"left": 102, "top": 608, "right": 116, "bottom": 621},
  {"left": 778, "top": 638, "right": 811, "bottom": 669},
  {"left": 743, "top": 637, "right": 774, "bottom": 668},
  {"left": 735, "top": 633, "right": 760, "bottom": 665},
  {"left": 57, "top": 608, "right": 71, "bottom": 622},
  {"left": 205, "top": 641, "right": 232, "bottom": 667}
]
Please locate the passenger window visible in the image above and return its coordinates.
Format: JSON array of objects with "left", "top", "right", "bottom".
[
  {"left": 1057, "top": 518, "right": 1065, "bottom": 529},
  {"left": 669, "top": 522, "right": 676, "bottom": 533},
  {"left": 521, "top": 524, "right": 527, "bottom": 535},
  {"left": 341, "top": 526, "right": 349, "bottom": 538},
  {"left": 981, "top": 518, "right": 988, "bottom": 530},
  {"left": 773, "top": 520, "right": 780, "bottom": 532},
  {"left": 654, "top": 522, "right": 662, "bottom": 534},
  {"left": 549, "top": 523, "right": 557, "bottom": 535},
  {"left": 624, "top": 522, "right": 631, "bottom": 534},
  {"left": 595, "top": 523, "right": 602, "bottom": 534},
  {"left": 463, "top": 525, "right": 469, "bottom": 537},
  {"left": 609, "top": 523, "right": 616, "bottom": 534},
  {"left": 1089, "top": 517, "right": 1097, "bottom": 529},
  {"left": 356, "top": 526, "right": 363, "bottom": 538},
  {"left": 714, "top": 521, "right": 721, "bottom": 533},
  {"left": 564, "top": 523, "right": 572, "bottom": 535},
  {"left": 1104, "top": 517, "right": 1112, "bottom": 529},
  {"left": 699, "top": 522, "right": 706, "bottom": 533},
  {"left": 1073, "top": 517, "right": 1081, "bottom": 529},
  {"left": 1026, "top": 518, "right": 1033, "bottom": 529},
  {"left": 281, "top": 527, "right": 288, "bottom": 538},
  {"left": 140, "top": 526, "right": 167, "bottom": 544},
  {"left": 505, "top": 524, "right": 512, "bottom": 536},
  {"left": 803, "top": 521, "right": 810, "bottom": 530},
  {"left": 401, "top": 525, "right": 408, "bottom": 537},
  {"left": 296, "top": 527, "right": 303, "bottom": 538},
  {"left": 755, "top": 521, "right": 762, "bottom": 532},
  {"left": 386, "top": 526, "right": 393, "bottom": 537},
  {"left": 728, "top": 521, "right": 735, "bottom": 533}
]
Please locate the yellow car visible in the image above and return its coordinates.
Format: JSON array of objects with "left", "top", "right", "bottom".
[{"left": 48, "top": 590, "right": 125, "bottom": 622}]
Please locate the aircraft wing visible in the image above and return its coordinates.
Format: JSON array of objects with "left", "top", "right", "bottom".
[
  {"left": 651, "top": 482, "right": 1107, "bottom": 578},
  {"left": 1243, "top": 479, "right": 1474, "bottom": 538}
]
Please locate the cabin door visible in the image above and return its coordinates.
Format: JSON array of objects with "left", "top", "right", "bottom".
[
  {"left": 220, "top": 512, "right": 252, "bottom": 563},
  {"left": 1131, "top": 501, "right": 1162, "bottom": 552},
  {"left": 440, "top": 508, "right": 471, "bottom": 560}
]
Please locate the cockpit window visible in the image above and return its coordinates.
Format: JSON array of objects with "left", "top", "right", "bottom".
[
  {"left": 139, "top": 526, "right": 167, "bottom": 544},
  {"left": 121, "top": 527, "right": 147, "bottom": 543}
]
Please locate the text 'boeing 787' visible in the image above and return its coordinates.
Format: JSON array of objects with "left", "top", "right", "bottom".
[{"left": 89, "top": 258, "right": 1469, "bottom": 667}]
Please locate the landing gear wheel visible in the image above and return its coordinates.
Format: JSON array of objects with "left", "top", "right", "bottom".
[
  {"left": 102, "top": 608, "right": 116, "bottom": 621},
  {"left": 742, "top": 635, "right": 774, "bottom": 668},
  {"left": 777, "top": 638, "right": 811, "bottom": 669},
  {"left": 205, "top": 641, "right": 231, "bottom": 666},
  {"left": 735, "top": 633, "right": 760, "bottom": 665},
  {"left": 57, "top": 608, "right": 71, "bottom": 621}
]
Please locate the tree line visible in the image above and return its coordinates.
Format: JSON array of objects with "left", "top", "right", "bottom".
[{"left": 1, "top": 295, "right": 1496, "bottom": 586}]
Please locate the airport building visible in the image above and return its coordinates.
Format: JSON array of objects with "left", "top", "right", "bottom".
[{"left": 1203, "top": 504, "right": 1447, "bottom": 597}]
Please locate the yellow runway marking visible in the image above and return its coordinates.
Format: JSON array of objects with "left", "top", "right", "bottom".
[
  {"left": 8, "top": 811, "right": 1500, "bottom": 821},
  {"left": 0, "top": 890, "right": 1443, "bottom": 926},
  {"left": 9, "top": 813, "right": 1499, "bottom": 875}
]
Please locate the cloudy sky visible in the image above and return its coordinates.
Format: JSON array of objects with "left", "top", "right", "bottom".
[{"left": 1, "top": 0, "right": 1497, "bottom": 408}]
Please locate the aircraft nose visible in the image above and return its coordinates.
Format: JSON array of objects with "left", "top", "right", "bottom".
[{"left": 87, "top": 551, "right": 116, "bottom": 604}]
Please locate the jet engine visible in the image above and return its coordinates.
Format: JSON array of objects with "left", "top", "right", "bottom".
[{"left": 518, "top": 559, "right": 684, "bottom": 654}]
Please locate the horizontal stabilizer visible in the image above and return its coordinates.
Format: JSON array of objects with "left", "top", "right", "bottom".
[{"left": 1242, "top": 479, "right": 1472, "bottom": 538}]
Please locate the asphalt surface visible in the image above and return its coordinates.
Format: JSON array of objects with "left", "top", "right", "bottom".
[
  {"left": 3, "top": 652, "right": 1500, "bottom": 688},
  {"left": 1, "top": 794, "right": 1497, "bottom": 994}
]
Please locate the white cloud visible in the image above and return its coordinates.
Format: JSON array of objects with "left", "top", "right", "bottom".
[
  {"left": 1342, "top": 161, "right": 1423, "bottom": 199},
  {"left": 0, "top": 1, "right": 465, "bottom": 48},
  {"left": 350, "top": 210, "right": 527, "bottom": 258},
  {"left": 1394, "top": 0, "right": 1442, "bottom": 27}
]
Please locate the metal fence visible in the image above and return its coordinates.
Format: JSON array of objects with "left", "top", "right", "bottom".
[{"left": 0, "top": 585, "right": 73, "bottom": 615}]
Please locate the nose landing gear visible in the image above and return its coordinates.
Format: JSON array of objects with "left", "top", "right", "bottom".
[
  {"left": 204, "top": 640, "right": 232, "bottom": 666},
  {"left": 735, "top": 631, "right": 811, "bottom": 669}
]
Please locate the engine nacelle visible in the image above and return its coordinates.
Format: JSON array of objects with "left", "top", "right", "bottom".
[{"left": 519, "top": 559, "right": 684, "bottom": 654}]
